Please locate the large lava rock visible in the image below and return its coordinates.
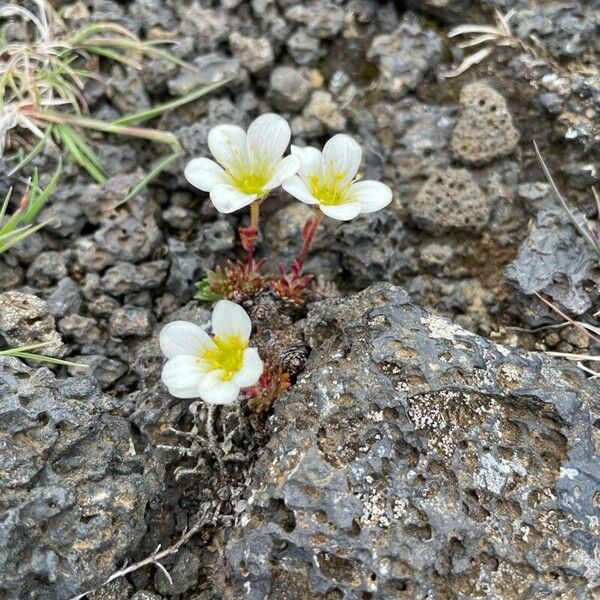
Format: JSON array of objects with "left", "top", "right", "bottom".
[
  {"left": 222, "top": 283, "right": 599, "bottom": 599},
  {"left": 0, "top": 358, "right": 162, "bottom": 600}
]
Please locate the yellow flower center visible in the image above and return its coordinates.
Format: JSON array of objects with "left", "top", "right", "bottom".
[
  {"left": 201, "top": 336, "right": 247, "bottom": 380},
  {"left": 231, "top": 169, "right": 270, "bottom": 195},
  {"left": 309, "top": 172, "right": 350, "bottom": 205}
]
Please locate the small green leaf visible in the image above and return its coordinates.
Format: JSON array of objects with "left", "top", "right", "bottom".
[{"left": 195, "top": 279, "right": 223, "bottom": 302}]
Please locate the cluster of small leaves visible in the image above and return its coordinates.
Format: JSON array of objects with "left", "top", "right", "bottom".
[
  {"left": 196, "top": 260, "right": 268, "bottom": 303},
  {"left": 196, "top": 265, "right": 316, "bottom": 307},
  {"left": 272, "top": 264, "right": 315, "bottom": 307},
  {"left": 244, "top": 361, "right": 291, "bottom": 413}
]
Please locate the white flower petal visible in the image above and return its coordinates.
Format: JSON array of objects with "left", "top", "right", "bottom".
[
  {"left": 211, "top": 299, "right": 252, "bottom": 340},
  {"left": 348, "top": 180, "right": 393, "bottom": 214},
  {"left": 161, "top": 355, "right": 204, "bottom": 398},
  {"left": 159, "top": 321, "right": 214, "bottom": 359},
  {"left": 208, "top": 124, "right": 248, "bottom": 172},
  {"left": 246, "top": 113, "right": 291, "bottom": 169},
  {"left": 264, "top": 154, "right": 301, "bottom": 190},
  {"left": 198, "top": 371, "right": 241, "bottom": 405},
  {"left": 184, "top": 157, "right": 228, "bottom": 192},
  {"left": 232, "top": 348, "right": 263, "bottom": 388},
  {"left": 282, "top": 175, "right": 319, "bottom": 205},
  {"left": 319, "top": 201, "right": 361, "bottom": 221},
  {"left": 291, "top": 145, "right": 323, "bottom": 181},
  {"left": 322, "top": 134, "right": 362, "bottom": 185},
  {"left": 210, "top": 184, "right": 257, "bottom": 214}
]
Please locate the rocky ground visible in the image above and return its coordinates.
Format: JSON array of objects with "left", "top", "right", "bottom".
[{"left": 1, "top": 0, "right": 599, "bottom": 599}]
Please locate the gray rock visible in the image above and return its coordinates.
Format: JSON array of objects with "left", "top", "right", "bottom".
[
  {"left": 0, "top": 291, "right": 64, "bottom": 356},
  {"left": 0, "top": 358, "right": 161, "bottom": 600},
  {"left": 167, "top": 53, "right": 241, "bottom": 96},
  {"left": 286, "top": 28, "right": 322, "bottom": 66},
  {"left": 130, "top": 0, "right": 177, "bottom": 30},
  {"left": 78, "top": 174, "right": 143, "bottom": 225},
  {"left": 97, "top": 143, "right": 138, "bottom": 176},
  {"left": 404, "top": 0, "right": 470, "bottom": 23},
  {"left": 284, "top": 3, "right": 345, "bottom": 39},
  {"left": 26, "top": 251, "right": 68, "bottom": 287},
  {"left": 109, "top": 306, "right": 153, "bottom": 338},
  {"left": 221, "top": 283, "right": 600, "bottom": 599},
  {"left": 74, "top": 238, "right": 112, "bottom": 273},
  {"left": 106, "top": 65, "right": 150, "bottom": 114},
  {"left": 451, "top": 81, "right": 520, "bottom": 166},
  {"left": 39, "top": 198, "right": 86, "bottom": 238},
  {"left": 79, "top": 187, "right": 162, "bottom": 267},
  {"left": 100, "top": 261, "right": 169, "bottom": 296},
  {"left": 87, "top": 577, "right": 132, "bottom": 600},
  {"left": 154, "top": 547, "right": 200, "bottom": 595},
  {"left": 6, "top": 231, "right": 47, "bottom": 263},
  {"left": 328, "top": 69, "right": 351, "bottom": 96},
  {"left": 173, "top": 4, "right": 230, "bottom": 52},
  {"left": 0, "top": 256, "right": 23, "bottom": 290},
  {"left": 58, "top": 314, "right": 103, "bottom": 344},
  {"left": 505, "top": 185, "right": 597, "bottom": 317},
  {"left": 388, "top": 98, "right": 457, "bottom": 200},
  {"left": 162, "top": 205, "right": 195, "bottom": 230},
  {"left": 516, "top": 4, "right": 598, "bottom": 60},
  {"left": 130, "top": 592, "right": 162, "bottom": 600},
  {"left": 265, "top": 201, "right": 414, "bottom": 288},
  {"left": 229, "top": 32, "right": 274, "bottom": 74},
  {"left": 88, "top": 294, "right": 121, "bottom": 318},
  {"left": 328, "top": 209, "right": 413, "bottom": 289},
  {"left": 410, "top": 168, "right": 490, "bottom": 233},
  {"left": 367, "top": 12, "right": 441, "bottom": 100},
  {"left": 303, "top": 90, "right": 346, "bottom": 132},
  {"left": 269, "top": 66, "right": 311, "bottom": 112},
  {"left": 69, "top": 355, "right": 128, "bottom": 388},
  {"left": 419, "top": 242, "right": 454, "bottom": 268},
  {"left": 166, "top": 220, "right": 236, "bottom": 298}
]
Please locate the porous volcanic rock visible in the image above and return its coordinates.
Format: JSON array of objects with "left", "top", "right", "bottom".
[
  {"left": 409, "top": 167, "right": 490, "bottom": 233},
  {"left": 222, "top": 283, "right": 600, "bottom": 599},
  {"left": 451, "top": 81, "right": 520, "bottom": 166},
  {"left": 0, "top": 358, "right": 162, "bottom": 600}
]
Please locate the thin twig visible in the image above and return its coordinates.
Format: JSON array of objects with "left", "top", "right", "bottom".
[
  {"left": 68, "top": 513, "right": 209, "bottom": 600},
  {"left": 533, "top": 291, "right": 600, "bottom": 345}
]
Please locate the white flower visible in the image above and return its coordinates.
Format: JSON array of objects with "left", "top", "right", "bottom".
[
  {"left": 184, "top": 113, "right": 300, "bottom": 214},
  {"left": 282, "top": 134, "right": 393, "bottom": 221},
  {"left": 159, "top": 300, "right": 263, "bottom": 404}
]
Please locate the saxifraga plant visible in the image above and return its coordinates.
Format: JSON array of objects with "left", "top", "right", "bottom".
[{"left": 0, "top": 0, "right": 224, "bottom": 202}]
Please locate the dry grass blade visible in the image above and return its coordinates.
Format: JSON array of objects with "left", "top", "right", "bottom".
[
  {"left": 533, "top": 141, "right": 600, "bottom": 258},
  {"left": 445, "top": 47, "right": 493, "bottom": 78},
  {"left": 445, "top": 8, "right": 540, "bottom": 78},
  {"left": 534, "top": 292, "right": 600, "bottom": 345},
  {"left": 1, "top": 0, "right": 225, "bottom": 202}
]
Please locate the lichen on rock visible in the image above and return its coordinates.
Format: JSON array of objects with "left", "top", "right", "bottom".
[{"left": 221, "top": 283, "right": 600, "bottom": 599}]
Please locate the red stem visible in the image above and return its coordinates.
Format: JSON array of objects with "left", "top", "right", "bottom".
[
  {"left": 293, "top": 208, "right": 323, "bottom": 277},
  {"left": 241, "top": 201, "right": 261, "bottom": 267}
]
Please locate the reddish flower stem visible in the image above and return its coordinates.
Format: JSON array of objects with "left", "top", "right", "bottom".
[
  {"left": 241, "top": 201, "right": 261, "bottom": 267},
  {"left": 293, "top": 208, "right": 323, "bottom": 277}
]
